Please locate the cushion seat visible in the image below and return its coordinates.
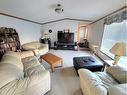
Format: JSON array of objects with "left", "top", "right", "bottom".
[
  {"left": 78, "top": 65, "right": 127, "bottom": 95},
  {"left": 22, "top": 41, "right": 49, "bottom": 56},
  {"left": 0, "top": 51, "right": 51, "bottom": 95}
]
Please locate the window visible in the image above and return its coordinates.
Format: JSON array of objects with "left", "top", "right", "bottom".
[{"left": 101, "top": 20, "right": 127, "bottom": 64}]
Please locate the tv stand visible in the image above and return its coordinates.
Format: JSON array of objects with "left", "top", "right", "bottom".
[{"left": 54, "top": 41, "right": 78, "bottom": 50}]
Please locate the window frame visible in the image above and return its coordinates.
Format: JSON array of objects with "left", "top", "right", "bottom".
[{"left": 100, "top": 20, "right": 127, "bottom": 61}]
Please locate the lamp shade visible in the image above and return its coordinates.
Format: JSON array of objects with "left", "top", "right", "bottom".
[{"left": 109, "top": 42, "right": 126, "bottom": 56}]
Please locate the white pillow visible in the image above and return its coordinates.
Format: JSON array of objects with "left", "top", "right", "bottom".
[{"left": 106, "top": 65, "right": 127, "bottom": 83}]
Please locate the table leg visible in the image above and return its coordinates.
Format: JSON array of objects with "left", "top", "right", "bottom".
[
  {"left": 51, "top": 64, "right": 55, "bottom": 72},
  {"left": 61, "top": 60, "right": 63, "bottom": 67}
]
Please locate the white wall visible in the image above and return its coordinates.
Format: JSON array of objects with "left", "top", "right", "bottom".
[
  {"left": 87, "top": 19, "right": 110, "bottom": 60},
  {"left": 0, "top": 15, "right": 42, "bottom": 45},
  {"left": 87, "top": 19, "right": 104, "bottom": 48},
  {"left": 0, "top": 15, "right": 86, "bottom": 47},
  {"left": 41, "top": 20, "right": 83, "bottom": 47}
]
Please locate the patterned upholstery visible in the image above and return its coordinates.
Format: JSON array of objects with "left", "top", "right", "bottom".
[{"left": 0, "top": 27, "right": 21, "bottom": 59}]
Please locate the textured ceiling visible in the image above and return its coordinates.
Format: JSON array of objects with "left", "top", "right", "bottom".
[{"left": 0, "top": 0, "right": 126, "bottom": 24}]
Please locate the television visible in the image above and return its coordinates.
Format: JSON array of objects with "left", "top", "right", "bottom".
[{"left": 57, "top": 32, "right": 74, "bottom": 43}]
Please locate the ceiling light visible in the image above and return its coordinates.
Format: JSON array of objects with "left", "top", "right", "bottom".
[{"left": 55, "top": 4, "right": 64, "bottom": 14}]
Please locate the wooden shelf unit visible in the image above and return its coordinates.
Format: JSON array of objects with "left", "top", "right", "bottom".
[{"left": 0, "top": 27, "right": 21, "bottom": 59}]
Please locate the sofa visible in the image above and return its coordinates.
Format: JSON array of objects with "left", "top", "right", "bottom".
[
  {"left": 0, "top": 51, "right": 51, "bottom": 95},
  {"left": 22, "top": 41, "right": 49, "bottom": 56},
  {"left": 78, "top": 65, "right": 127, "bottom": 95}
]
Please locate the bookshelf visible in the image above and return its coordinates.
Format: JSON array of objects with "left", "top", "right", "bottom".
[{"left": 0, "top": 27, "right": 21, "bottom": 59}]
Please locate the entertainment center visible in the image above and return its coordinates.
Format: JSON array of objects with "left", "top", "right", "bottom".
[{"left": 54, "top": 31, "right": 77, "bottom": 50}]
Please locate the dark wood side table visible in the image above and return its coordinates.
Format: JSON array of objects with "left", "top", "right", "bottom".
[{"left": 78, "top": 39, "right": 89, "bottom": 48}]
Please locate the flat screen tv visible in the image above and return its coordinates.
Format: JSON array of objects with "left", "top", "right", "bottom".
[{"left": 57, "top": 32, "right": 74, "bottom": 43}]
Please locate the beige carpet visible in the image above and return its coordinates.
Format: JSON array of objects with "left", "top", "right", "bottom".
[
  {"left": 45, "top": 67, "right": 82, "bottom": 95},
  {"left": 42, "top": 49, "right": 98, "bottom": 95}
]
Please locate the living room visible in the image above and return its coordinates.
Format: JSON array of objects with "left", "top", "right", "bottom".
[{"left": 0, "top": 0, "right": 127, "bottom": 95}]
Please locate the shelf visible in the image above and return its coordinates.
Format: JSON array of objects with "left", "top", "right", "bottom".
[
  {"left": 54, "top": 41, "right": 77, "bottom": 50},
  {"left": 0, "top": 27, "right": 21, "bottom": 59}
]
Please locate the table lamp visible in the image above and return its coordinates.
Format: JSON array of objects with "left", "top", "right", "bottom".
[{"left": 109, "top": 42, "right": 126, "bottom": 65}]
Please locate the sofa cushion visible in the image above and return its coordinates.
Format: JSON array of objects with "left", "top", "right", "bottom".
[
  {"left": 20, "top": 51, "right": 34, "bottom": 59},
  {"left": 95, "top": 72, "right": 119, "bottom": 88},
  {"left": 0, "top": 63, "right": 24, "bottom": 89},
  {"left": 78, "top": 69, "right": 108, "bottom": 95},
  {"left": 24, "top": 65, "right": 45, "bottom": 76},
  {"left": 1, "top": 52, "right": 23, "bottom": 70},
  {"left": 3, "top": 51, "right": 21, "bottom": 61},
  {"left": 108, "top": 84, "right": 127, "bottom": 95},
  {"left": 0, "top": 70, "right": 50, "bottom": 95},
  {"left": 22, "top": 56, "right": 45, "bottom": 77},
  {"left": 106, "top": 65, "right": 127, "bottom": 83},
  {"left": 22, "top": 41, "right": 41, "bottom": 50},
  {"left": 22, "top": 56, "right": 40, "bottom": 71}
]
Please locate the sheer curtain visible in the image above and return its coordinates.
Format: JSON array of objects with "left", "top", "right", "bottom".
[{"left": 101, "top": 10, "right": 127, "bottom": 64}]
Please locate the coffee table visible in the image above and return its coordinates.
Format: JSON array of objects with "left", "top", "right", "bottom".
[
  {"left": 73, "top": 56, "right": 103, "bottom": 73},
  {"left": 41, "top": 53, "right": 63, "bottom": 72}
]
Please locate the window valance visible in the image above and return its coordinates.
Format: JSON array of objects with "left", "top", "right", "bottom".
[{"left": 104, "top": 10, "right": 127, "bottom": 25}]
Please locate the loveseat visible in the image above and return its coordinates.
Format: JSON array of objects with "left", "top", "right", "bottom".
[
  {"left": 78, "top": 66, "right": 127, "bottom": 95},
  {"left": 22, "top": 41, "right": 49, "bottom": 56},
  {"left": 0, "top": 51, "right": 51, "bottom": 95}
]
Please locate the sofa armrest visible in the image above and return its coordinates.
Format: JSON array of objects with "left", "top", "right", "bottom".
[
  {"left": 20, "top": 51, "right": 34, "bottom": 59},
  {"left": 33, "top": 44, "right": 49, "bottom": 56},
  {"left": 78, "top": 69, "right": 107, "bottom": 95},
  {"left": 0, "top": 70, "right": 51, "bottom": 95},
  {"left": 21, "top": 70, "right": 51, "bottom": 95},
  {"left": 40, "top": 43, "right": 48, "bottom": 48}
]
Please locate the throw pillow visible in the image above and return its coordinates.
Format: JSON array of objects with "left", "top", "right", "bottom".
[{"left": 106, "top": 65, "right": 127, "bottom": 83}]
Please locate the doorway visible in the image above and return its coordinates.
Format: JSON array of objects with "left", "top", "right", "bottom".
[{"left": 77, "top": 26, "right": 87, "bottom": 43}]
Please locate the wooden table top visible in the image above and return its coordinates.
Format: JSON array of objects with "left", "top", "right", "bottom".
[{"left": 41, "top": 53, "right": 62, "bottom": 65}]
